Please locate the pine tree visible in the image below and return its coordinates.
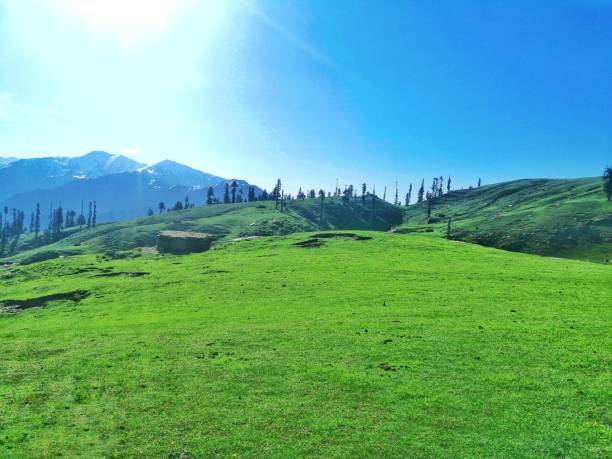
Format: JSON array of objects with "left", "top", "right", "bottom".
[
  {"left": 447, "top": 176, "right": 452, "bottom": 194},
  {"left": 88, "top": 202, "right": 93, "bottom": 226},
  {"left": 147, "top": 208, "right": 154, "bottom": 216},
  {"left": 207, "top": 186, "right": 215, "bottom": 205},
  {"left": 382, "top": 186, "right": 387, "bottom": 202},
  {"left": 158, "top": 202, "right": 165, "bottom": 214},
  {"left": 405, "top": 183, "right": 412, "bottom": 206},
  {"left": 361, "top": 183, "right": 367, "bottom": 202},
  {"left": 230, "top": 180, "right": 238, "bottom": 203},
  {"left": 92, "top": 201, "right": 97, "bottom": 227},
  {"left": 438, "top": 176, "right": 444, "bottom": 196},
  {"left": 34, "top": 203, "right": 40, "bottom": 237},
  {"left": 426, "top": 192, "right": 433, "bottom": 220},
  {"left": 603, "top": 166, "right": 612, "bottom": 201},
  {"left": 78, "top": 201, "right": 85, "bottom": 228},
  {"left": 272, "top": 179, "right": 282, "bottom": 209},
  {"left": 318, "top": 189, "right": 325, "bottom": 223},
  {"left": 223, "top": 183, "right": 231, "bottom": 204},
  {"left": 417, "top": 179, "right": 425, "bottom": 202},
  {"left": 248, "top": 186, "right": 256, "bottom": 202},
  {"left": 394, "top": 181, "right": 399, "bottom": 206},
  {"left": 184, "top": 195, "right": 190, "bottom": 209},
  {"left": 478, "top": 178, "right": 482, "bottom": 187}
]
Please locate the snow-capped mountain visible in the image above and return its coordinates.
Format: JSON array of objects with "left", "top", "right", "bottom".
[{"left": 0, "top": 151, "right": 145, "bottom": 200}]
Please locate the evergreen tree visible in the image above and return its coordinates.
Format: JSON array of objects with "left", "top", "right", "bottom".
[
  {"left": 34, "top": 203, "right": 40, "bottom": 237},
  {"left": 92, "top": 201, "right": 97, "bottom": 227},
  {"left": 184, "top": 195, "right": 190, "bottom": 209},
  {"left": 172, "top": 201, "right": 184, "bottom": 211},
  {"left": 318, "top": 189, "right": 325, "bottom": 223},
  {"left": 478, "top": 177, "right": 482, "bottom": 187},
  {"left": 29, "top": 212, "right": 34, "bottom": 233},
  {"left": 382, "top": 186, "right": 387, "bottom": 202},
  {"left": 158, "top": 202, "right": 165, "bottom": 214},
  {"left": 271, "top": 179, "right": 282, "bottom": 208},
  {"left": 438, "top": 176, "right": 444, "bottom": 196},
  {"left": 308, "top": 189, "right": 316, "bottom": 199},
  {"left": 603, "top": 166, "right": 612, "bottom": 201},
  {"left": 261, "top": 189, "right": 269, "bottom": 200},
  {"left": 361, "top": 183, "right": 367, "bottom": 202},
  {"left": 248, "top": 186, "right": 256, "bottom": 202},
  {"left": 207, "top": 186, "right": 215, "bottom": 205},
  {"left": 230, "top": 180, "right": 238, "bottom": 203},
  {"left": 417, "top": 179, "right": 425, "bottom": 202},
  {"left": 272, "top": 179, "right": 282, "bottom": 209},
  {"left": 88, "top": 202, "right": 92, "bottom": 226},
  {"left": 426, "top": 192, "right": 433, "bottom": 220},
  {"left": 405, "top": 183, "right": 412, "bottom": 206},
  {"left": 394, "top": 181, "right": 399, "bottom": 205},
  {"left": 447, "top": 176, "right": 452, "bottom": 194},
  {"left": 147, "top": 208, "right": 154, "bottom": 216},
  {"left": 223, "top": 183, "right": 231, "bottom": 204},
  {"left": 78, "top": 201, "right": 85, "bottom": 228}
]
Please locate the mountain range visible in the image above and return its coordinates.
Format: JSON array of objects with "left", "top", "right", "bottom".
[
  {"left": 0, "top": 151, "right": 262, "bottom": 224},
  {"left": 0, "top": 156, "right": 17, "bottom": 166}
]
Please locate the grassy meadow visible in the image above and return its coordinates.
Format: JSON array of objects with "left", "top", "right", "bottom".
[{"left": 1, "top": 232, "right": 610, "bottom": 457}]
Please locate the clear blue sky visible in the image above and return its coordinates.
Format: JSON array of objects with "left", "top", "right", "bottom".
[{"left": 1, "top": 0, "right": 610, "bottom": 194}]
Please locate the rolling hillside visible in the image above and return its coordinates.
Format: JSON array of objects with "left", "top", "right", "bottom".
[
  {"left": 1, "top": 232, "right": 609, "bottom": 457},
  {"left": 4, "top": 196, "right": 403, "bottom": 263},
  {"left": 401, "top": 177, "right": 611, "bottom": 262}
]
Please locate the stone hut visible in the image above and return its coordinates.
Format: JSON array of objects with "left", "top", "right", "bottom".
[{"left": 156, "top": 231, "right": 214, "bottom": 254}]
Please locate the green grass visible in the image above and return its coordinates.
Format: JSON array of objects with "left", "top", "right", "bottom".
[
  {"left": 4, "top": 196, "right": 402, "bottom": 263},
  {"left": 401, "top": 177, "right": 612, "bottom": 262},
  {"left": 1, "top": 232, "right": 610, "bottom": 457}
]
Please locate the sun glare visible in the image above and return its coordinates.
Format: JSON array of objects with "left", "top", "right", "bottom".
[{"left": 54, "top": 0, "right": 200, "bottom": 40}]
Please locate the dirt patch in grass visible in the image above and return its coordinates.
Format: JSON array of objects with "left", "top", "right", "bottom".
[
  {"left": 294, "top": 239, "right": 324, "bottom": 248},
  {"left": 0, "top": 290, "right": 90, "bottom": 314},
  {"left": 312, "top": 232, "right": 372, "bottom": 240},
  {"left": 92, "top": 271, "right": 149, "bottom": 278},
  {"left": 295, "top": 233, "right": 372, "bottom": 248}
]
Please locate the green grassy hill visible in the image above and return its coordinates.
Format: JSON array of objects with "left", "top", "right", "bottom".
[
  {"left": 4, "top": 196, "right": 402, "bottom": 263},
  {"left": 401, "top": 177, "right": 611, "bottom": 262},
  {"left": 1, "top": 232, "right": 610, "bottom": 457}
]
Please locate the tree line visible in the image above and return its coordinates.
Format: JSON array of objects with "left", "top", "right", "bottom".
[{"left": 0, "top": 201, "right": 98, "bottom": 257}]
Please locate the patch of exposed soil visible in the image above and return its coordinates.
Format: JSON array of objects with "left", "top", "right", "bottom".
[
  {"left": 312, "top": 232, "right": 373, "bottom": 240},
  {"left": 294, "top": 239, "right": 324, "bottom": 248},
  {"left": 92, "top": 271, "right": 149, "bottom": 278},
  {"left": 295, "top": 232, "right": 372, "bottom": 248},
  {"left": 0, "top": 290, "right": 90, "bottom": 314}
]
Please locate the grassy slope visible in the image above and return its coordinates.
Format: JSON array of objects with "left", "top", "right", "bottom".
[
  {"left": 1, "top": 232, "right": 610, "bottom": 457},
  {"left": 5, "top": 196, "right": 401, "bottom": 263},
  {"left": 401, "top": 177, "right": 612, "bottom": 262}
]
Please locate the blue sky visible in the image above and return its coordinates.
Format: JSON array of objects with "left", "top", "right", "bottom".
[{"left": 0, "top": 0, "right": 610, "bottom": 194}]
